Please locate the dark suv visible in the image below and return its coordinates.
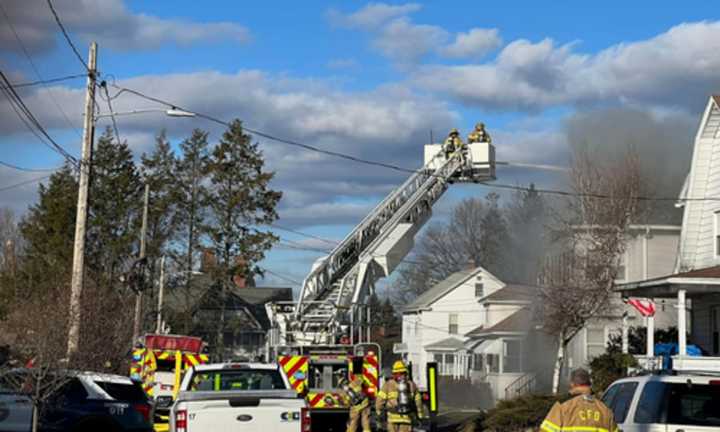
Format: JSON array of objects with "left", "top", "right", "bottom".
[{"left": 1, "top": 370, "right": 153, "bottom": 432}]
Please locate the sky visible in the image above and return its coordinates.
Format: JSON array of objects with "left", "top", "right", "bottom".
[{"left": 1, "top": 1, "right": 719, "bottom": 292}]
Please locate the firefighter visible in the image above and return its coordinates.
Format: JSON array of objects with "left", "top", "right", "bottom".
[
  {"left": 540, "top": 368, "right": 618, "bottom": 432},
  {"left": 340, "top": 372, "right": 371, "bottom": 432},
  {"left": 443, "top": 128, "right": 463, "bottom": 159},
  {"left": 467, "top": 122, "right": 491, "bottom": 144},
  {"left": 376, "top": 360, "right": 424, "bottom": 432}
]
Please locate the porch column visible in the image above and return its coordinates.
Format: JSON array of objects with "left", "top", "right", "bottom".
[
  {"left": 646, "top": 315, "right": 655, "bottom": 357},
  {"left": 678, "top": 289, "right": 687, "bottom": 356},
  {"left": 622, "top": 312, "right": 629, "bottom": 354}
]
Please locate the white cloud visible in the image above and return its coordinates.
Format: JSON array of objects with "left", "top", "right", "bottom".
[
  {"left": 372, "top": 18, "right": 448, "bottom": 65},
  {"left": 413, "top": 21, "right": 720, "bottom": 111},
  {"left": 440, "top": 28, "right": 502, "bottom": 59},
  {"left": 328, "top": 3, "right": 421, "bottom": 30},
  {"left": 0, "top": 0, "right": 250, "bottom": 53}
]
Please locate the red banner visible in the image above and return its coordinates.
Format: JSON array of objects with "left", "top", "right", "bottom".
[{"left": 627, "top": 298, "right": 656, "bottom": 317}]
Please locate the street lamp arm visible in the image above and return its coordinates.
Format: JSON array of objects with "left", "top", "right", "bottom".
[{"left": 95, "top": 108, "right": 197, "bottom": 120}]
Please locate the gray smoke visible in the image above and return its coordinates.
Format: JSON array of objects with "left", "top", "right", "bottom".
[{"left": 564, "top": 107, "right": 696, "bottom": 224}]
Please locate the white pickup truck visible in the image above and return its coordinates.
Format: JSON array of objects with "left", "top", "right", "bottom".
[{"left": 169, "top": 362, "right": 308, "bottom": 432}]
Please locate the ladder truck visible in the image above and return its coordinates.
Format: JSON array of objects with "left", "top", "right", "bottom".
[{"left": 266, "top": 139, "right": 496, "bottom": 430}]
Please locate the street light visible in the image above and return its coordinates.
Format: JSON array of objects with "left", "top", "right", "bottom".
[{"left": 94, "top": 108, "right": 197, "bottom": 120}]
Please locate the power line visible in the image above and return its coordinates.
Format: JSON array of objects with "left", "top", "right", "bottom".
[
  {"left": 0, "top": 2, "right": 84, "bottom": 138},
  {"left": 0, "top": 175, "right": 51, "bottom": 193},
  {"left": 0, "top": 74, "right": 86, "bottom": 89},
  {"left": 106, "top": 83, "right": 720, "bottom": 203},
  {"left": 45, "top": 0, "right": 89, "bottom": 71},
  {"left": 0, "top": 160, "right": 58, "bottom": 172},
  {"left": 0, "top": 70, "right": 79, "bottom": 168},
  {"left": 260, "top": 267, "right": 302, "bottom": 286},
  {"left": 100, "top": 82, "right": 121, "bottom": 144},
  {"left": 270, "top": 223, "right": 339, "bottom": 246}
]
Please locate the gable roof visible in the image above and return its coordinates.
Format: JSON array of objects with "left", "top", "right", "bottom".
[
  {"left": 480, "top": 284, "right": 538, "bottom": 303},
  {"left": 424, "top": 337, "right": 465, "bottom": 351},
  {"left": 403, "top": 268, "right": 479, "bottom": 313},
  {"left": 465, "top": 308, "right": 532, "bottom": 338}
]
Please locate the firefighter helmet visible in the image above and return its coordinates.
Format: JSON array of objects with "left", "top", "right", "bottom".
[
  {"left": 475, "top": 122, "right": 485, "bottom": 130},
  {"left": 449, "top": 128, "right": 459, "bottom": 136},
  {"left": 392, "top": 360, "right": 408, "bottom": 374}
]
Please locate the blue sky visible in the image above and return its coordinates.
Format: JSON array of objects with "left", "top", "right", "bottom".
[{"left": 1, "top": 0, "right": 720, "bottom": 291}]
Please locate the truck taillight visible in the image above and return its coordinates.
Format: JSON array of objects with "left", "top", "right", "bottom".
[
  {"left": 133, "top": 403, "right": 151, "bottom": 423},
  {"left": 176, "top": 409, "right": 187, "bottom": 432},
  {"left": 301, "top": 407, "right": 311, "bottom": 432}
]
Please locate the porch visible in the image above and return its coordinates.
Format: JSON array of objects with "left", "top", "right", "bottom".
[{"left": 619, "top": 265, "right": 720, "bottom": 369}]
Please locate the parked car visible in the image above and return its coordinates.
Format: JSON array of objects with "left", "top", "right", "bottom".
[
  {"left": 169, "top": 362, "right": 308, "bottom": 432},
  {"left": 0, "top": 369, "right": 153, "bottom": 432},
  {"left": 602, "top": 373, "right": 720, "bottom": 432},
  {"left": 0, "top": 386, "right": 33, "bottom": 432}
]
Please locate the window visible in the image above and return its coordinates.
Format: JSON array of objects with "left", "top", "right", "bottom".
[
  {"left": 449, "top": 314, "right": 458, "bottom": 335},
  {"left": 475, "top": 282, "right": 484, "bottom": 298},
  {"left": 586, "top": 327, "right": 606, "bottom": 359},
  {"left": 190, "top": 368, "right": 286, "bottom": 391},
  {"left": 603, "top": 382, "right": 638, "bottom": 423},
  {"left": 615, "top": 253, "right": 627, "bottom": 281},
  {"left": 504, "top": 339, "right": 523, "bottom": 373},
  {"left": 666, "top": 382, "right": 720, "bottom": 427},
  {"left": 486, "top": 354, "right": 500, "bottom": 373},
  {"left": 94, "top": 380, "right": 147, "bottom": 402},
  {"left": 472, "top": 354, "right": 484, "bottom": 371},
  {"left": 712, "top": 306, "right": 720, "bottom": 355},
  {"left": 634, "top": 381, "right": 665, "bottom": 424}
]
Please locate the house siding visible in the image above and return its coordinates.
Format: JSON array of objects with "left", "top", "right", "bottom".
[{"left": 679, "top": 97, "right": 720, "bottom": 270}]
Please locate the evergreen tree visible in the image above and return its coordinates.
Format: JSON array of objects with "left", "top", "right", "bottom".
[
  {"left": 15, "top": 165, "right": 77, "bottom": 295},
  {"left": 173, "top": 129, "right": 210, "bottom": 334},
  {"left": 86, "top": 128, "right": 143, "bottom": 290},
  {"left": 141, "top": 131, "right": 179, "bottom": 285},
  {"left": 205, "top": 120, "right": 281, "bottom": 359}
]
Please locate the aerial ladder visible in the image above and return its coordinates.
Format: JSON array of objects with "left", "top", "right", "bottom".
[{"left": 267, "top": 139, "right": 496, "bottom": 349}]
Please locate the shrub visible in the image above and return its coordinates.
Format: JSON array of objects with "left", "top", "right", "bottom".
[
  {"left": 482, "top": 394, "right": 565, "bottom": 432},
  {"left": 589, "top": 351, "right": 637, "bottom": 394}
]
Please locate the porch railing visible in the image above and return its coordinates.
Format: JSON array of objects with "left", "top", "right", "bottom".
[{"left": 504, "top": 372, "right": 536, "bottom": 400}]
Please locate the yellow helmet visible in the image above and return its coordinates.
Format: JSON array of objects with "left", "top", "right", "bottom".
[
  {"left": 449, "top": 128, "right": 459, "bottom": 136},
  {"left": 392, "top": 360, "right": 408, "bottom": 374}
]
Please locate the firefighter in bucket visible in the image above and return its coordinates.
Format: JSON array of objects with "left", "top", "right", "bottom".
[
  {"left": 376, "top": 360, "right": 424, "bottom": 432},
  {"left": 339, "top": 369, "right": 371, "bottom": 432}
]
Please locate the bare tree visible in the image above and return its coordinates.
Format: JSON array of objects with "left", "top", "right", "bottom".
[{"left": 539, "top": 147, "right": 642, "bottom": 393}]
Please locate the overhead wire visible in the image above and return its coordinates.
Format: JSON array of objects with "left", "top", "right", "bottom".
[
  {"left": 100, "top": 82, "right": 121, "bottom": 144},
  {"left": 0, "top": 70, "right": 79, "bottom": 168},
  {"left": 0, "top": 74, "right": 86, "bottom": 89},
  {"left": 0, "top": 2, "right": 84, "bottom": 138},
  {"left": 105, "top": 83, "right": 719, "bottom": 204},
  {"left": 45, "top": 0, "right": 89, "bottom": 71},
  {"left": 0, "top": 160, "right": 58, "bottom": 172},
  {"left": 0, "top": 175, "right": 52, "bottom": 193}
]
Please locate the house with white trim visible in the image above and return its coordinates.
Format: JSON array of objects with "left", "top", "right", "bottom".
[{"left": 619, "top": 95, "right": 720, "bottom": 366}]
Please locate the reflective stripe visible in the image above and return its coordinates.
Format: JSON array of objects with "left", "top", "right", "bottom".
[
  {"left": 540, "top": 420, "right": 561, "bottom": 432},
  {"left": 377, "top": 391, "right": 387, "bottom": 399},
  {"left": 562, "top": 428, "right": 610, "bottom": 432},
  {"left": 387, "top": 412, "right": 412, "bottom": 424}
]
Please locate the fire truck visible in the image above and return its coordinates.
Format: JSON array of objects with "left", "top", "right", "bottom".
[
  {"left": 130, "top": 334, "right": 209, "bottom": 431},
  {"left": 267, "top": 139, "right": 496, "bottom": 428}
]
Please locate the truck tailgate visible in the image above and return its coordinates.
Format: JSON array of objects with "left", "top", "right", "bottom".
[{"left": 178, "top": 390, "right": 305, "bottom": 432}]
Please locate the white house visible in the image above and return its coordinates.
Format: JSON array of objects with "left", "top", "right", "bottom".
[
  {"left": 399, "top": 264, "right": 539, "bottom": 402},
  {"left": 564, "top": 224, "right": 681, "bottom": 371},
  {"left": 620, "top": 95, "right": 720, "bottom": 363}
]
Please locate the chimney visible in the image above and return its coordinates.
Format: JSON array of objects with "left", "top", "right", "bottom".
[
  {"left": 466, "top": 257, "right": 477, "bottom": 271},
  {"left": 200, "top": 249, "right": 217, "bottom": 273},
  {"left": 232, "top": 256, "right": 255, "bottom": 288}
]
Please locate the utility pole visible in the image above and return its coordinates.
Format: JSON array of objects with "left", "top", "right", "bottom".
[
  {"left": 132, "top": 183, "right": 150, "bottom": 342},
  {"left": 155, "top": 256, "right": 165, "bottom": 333},
  {"left": 67, "top": 42, "right": 97, "bottom": 359}
]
